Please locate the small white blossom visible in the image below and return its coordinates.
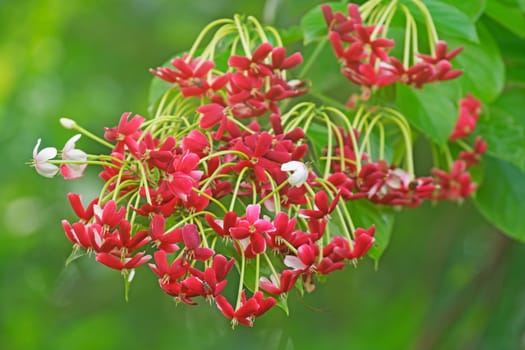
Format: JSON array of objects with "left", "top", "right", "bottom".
[
  {"left": 281, "top": 161, "right": 308, "bottom": 187},
  {"left": 32, "top": 139, "right": 59, "bottom": 178},
  {"left": 61, "top": 134, "right": 87, "bottom": 179}
]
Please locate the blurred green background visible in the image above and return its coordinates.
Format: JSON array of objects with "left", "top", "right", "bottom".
[{"left": 1, "top": 0, "right": 525, "bottom": 349}]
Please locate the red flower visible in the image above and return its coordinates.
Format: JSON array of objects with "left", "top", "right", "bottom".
[
  {"left": 184, "top": 255, "right": 234, "bottom": 299},
  {"left": 232, "top": 132, "right": 291, "bottom": 183},
  {"left": 259, "top": 270, "right": 299, "bottom": 295},
  {"left": 67, "top": 193, "right": 98, "bottom": 222},
  {"left": 149, "top": 214, "right": 181, "bottom": 253},
  {"left": 93, "top": 200, "right": 126, "bottom": 229},
  {"left": 450, "top": 94, "right": 482, "bottom": 141},
  {"left": 215, "top": 290, "right": 276, "bottom": 327},
  {"left": 433, "top": 160, "right": 477, "bottom": 201},
  {"left": 460, "top": 136, "right": 487, "bottom": 167},
  {"left": 149, "top": 250, "right": 187, "bottom": 282},
  {"left": 205, "top": 211, "right": 238, "bottom": 238},
  {"left": 299, "top": 190, "right": 341, "bottom": 219},
  {"left": 348, "top": 226, "right": 376, "bottom": 259},
  {"left": 228, "top": 43, "right": 273, "bottom": 77},
  {"left": 230, "top": 204, "right": 274, "bottom": 257},
  {"left": 96, "top": 252, "right": 151, "bottom": 271},
  {"left": 181, "top": 224, "right": 214, "bottom": 261},
  {"left": 104, "top": 112, "right": 144, "bottom": 143}
]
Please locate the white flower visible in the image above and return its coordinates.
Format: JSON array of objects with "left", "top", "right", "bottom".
[
  {"left": 281, "top": 161, "right": 308, "bottom": 187},
  {"left": 33, "top": 139, "right": 59, "bottom": 178},
  {"left": 60, "top": 134, "right": 87, "bottom": 179}
]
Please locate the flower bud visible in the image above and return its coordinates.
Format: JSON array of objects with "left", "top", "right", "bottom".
[{"left": 60, "top": 117, "right": 76, "bottom": 129}]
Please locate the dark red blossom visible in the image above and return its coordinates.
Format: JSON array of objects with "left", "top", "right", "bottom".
[
  {"left": 96, "top": 252, "right": 151, "bottom": 271},
  {"left": 449, "top": 94, "right": 482, "bottom": 141},
  {"left": 149, "top": 214, "right": 180, "bottom": 253},
  {"left": 433, "top": 160, "right": 477, "bottom": 201},
  {"left": 94, "top": 200, "right": 126, "bottom": 229},
  {"left": 181, "top": 224, "right": 214, "bottom": 261},
  {"left": 259, "top": 270, "right": 299, "bottom": 295},
  {"left": 215, "top": 290, "right": 276, "bottom": 327},
  {"left": 67, "top": 193, "right": 98, "bottom": 222},
  {"left": 460, "top": 136, "right": 487, "bottom": 167},
  {"left": 299, "top": 190, "right": 341, "bottom": 219}
]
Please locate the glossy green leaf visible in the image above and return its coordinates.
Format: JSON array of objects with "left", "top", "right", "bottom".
[
  {"left": 438, "top": 0, "right": 486, "bottom": 21},
  {"left": 485, "top": 0, "right": 525, "bottom": 39},
  {"left": 448, "top": 23, "right": 505, "bottom": 104},
  {"left": 476, "top": 106, "right": 525, "bottom": 171},
  {"left": 403, "top": 0, "right": 479, "bottom": 42},
  {"left": 347, "top": 200, "right": 395, "bottom": 262},
  {"left": 395, "top": 81, "right": 462, "bottom": 145},
  {"left": 491, "top": 88, "right": 525, "bottom": 130},
  {"left": 279, "top": 25, "right": 304, "bottom": 45},
  {"left": 474, "top": 156, "right": 525, "bottom": 241},
  {"left": 300, "top": 2, "right": 347, "bottom": 45}
]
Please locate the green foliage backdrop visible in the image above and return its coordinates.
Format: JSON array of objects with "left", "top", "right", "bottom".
[{"left": 1, "top": 0, "right": 524, "bottom": 349}]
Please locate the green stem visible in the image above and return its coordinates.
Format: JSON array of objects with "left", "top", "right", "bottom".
[
  {"left": 235, "top": 246, "right": 246, "bottom": 309},
  {"left": 371, "top": 1, "right": 398, "bottom": 39},
  {"left": 411, "top": 0, "right": 438, "bottom": 54},
  {"left": 299, "top": 38, "right": 327, "bottom": 79},
  {"left": 254, "top": 254, "right": 260, "bottom": 292},
  {"left": 70, "top": 124, "right": 114, "bottom": 149},
  {"left": 234, "top": 15, "right": 252, "bottom": 57},
  {"left": 187, "top": 18, "right": 234, "bottom": 60},
  {"left": 229, "top": 167, "right": 250, "bottom": 212},
  {"left": 192, "top": 187, "right": 228, "bottom": 213}
]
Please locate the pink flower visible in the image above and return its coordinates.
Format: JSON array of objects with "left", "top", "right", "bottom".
[
  {"left": 230, "top": 204, "right": 275, "bottom": 256},
  {"left": 32, "top": 138, "right": 59, "bottom": 178},
  {"left": 60, "top": 134, "right": 87, "bottom": 179}
]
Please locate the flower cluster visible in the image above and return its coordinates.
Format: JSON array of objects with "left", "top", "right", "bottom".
[
  {"left": 322, "top": 3, "right": 462, "bottom": 103},
  {"left": 30, "top": 2, "right": 487, "bottom": 327}
]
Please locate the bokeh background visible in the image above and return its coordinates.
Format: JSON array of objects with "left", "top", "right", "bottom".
[{"left": 1, "top": 0, "right": 525, "bottom": 349}]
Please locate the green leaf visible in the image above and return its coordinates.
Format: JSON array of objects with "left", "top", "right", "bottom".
[
  {"left": 279, "top": 25, "right": 304, "bottom": 46},
  {"left": 491, "top": 87, "right": 525, "bottom": 130},
  {"left": 65, "top": 246, "right": 87, "bottom": 266},
  {"left": 474, "top": 156, "right": 525, "bottom": 241},
  {"left": 438, "top": 0, "right": 486, "bottom": 21},
  {"left": 485, "top": 0, "right": 525, "bottom": 39},
  {"left": 300, "top": 2, "right": 347, "bottom": 45},
  {"left": 403, "top": 0, "right": 479, "bottom": 42},
  {"left": 395, "top": 81, "right": 462, "bottom": 145},
  {"left": 275, "top": 296, "right": 289, "bottom": 316},
  {"left": 148, "top": 76, "right": 172, "bottom": 116},
  {"left": 347, "top": 200, "right": 395, "bottom": 262},
  {"left": 447, "top": 23, "right": 505, "bottom": 104},
  {"left": 476, "top": 106, "right": 525, "bottom": 171}
]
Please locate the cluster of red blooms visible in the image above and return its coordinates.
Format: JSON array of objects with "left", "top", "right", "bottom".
[
  {"left": 33, "top": 3, "right": 488, "bottom": 328},
  {"left": 321, "top": 112, "right": 485, "bottom": 207},
  {"left": 58, "top": 41, "right": 385, "bottom": 327},
  {"left": 323, "top": 4, "right": 462, "bottom": 93}
]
